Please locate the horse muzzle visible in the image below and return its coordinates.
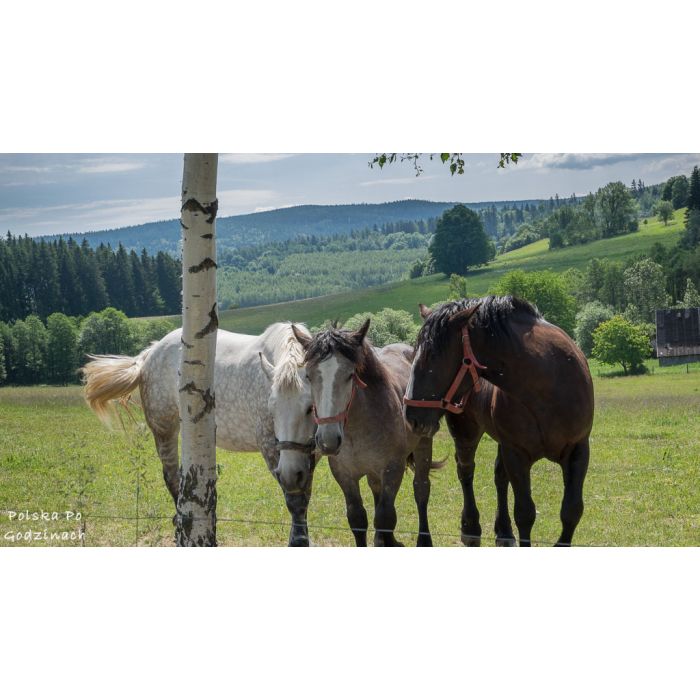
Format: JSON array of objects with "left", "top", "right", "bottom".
[
  {"left": 404, "top": 407, "right": 440, "bottom": 438},
  {"left": 315, "top": 425, "right": 343, "bottom": 456}
]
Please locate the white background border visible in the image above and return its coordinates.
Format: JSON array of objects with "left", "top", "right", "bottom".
[{"left": 1, "top": 1, "right": 698, "bottom": 698}]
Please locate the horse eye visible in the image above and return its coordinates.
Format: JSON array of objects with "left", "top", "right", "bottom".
[
  {"left": 347, "top": 374, "right": 354, "bottom": 381},
  {"left": 306, "top": 406, "right": 313, "bottom": 415}
]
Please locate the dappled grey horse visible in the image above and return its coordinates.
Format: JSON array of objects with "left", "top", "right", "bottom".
[
  {"left": 81, "top": 322, "right": 318, "bottom": 546},
  {"left": 294, "top": 320, "right": 438, "bottom": 546}
]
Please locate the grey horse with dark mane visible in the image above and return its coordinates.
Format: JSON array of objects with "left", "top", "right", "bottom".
[{"left": 294, "top": 320, "right": 438, "bottom": 546}]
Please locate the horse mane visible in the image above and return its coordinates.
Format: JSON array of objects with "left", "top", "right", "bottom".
[
  {"left": 304, "top": 325, "right": 387, "bottom": 385},
  {"left": 416, "top": 295, "right": 541, "bottom": 359},
  {"left": 265, "top": 322, "right": 308, "bottom": 391}
]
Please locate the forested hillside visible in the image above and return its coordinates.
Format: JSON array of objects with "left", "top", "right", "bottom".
[
  {"left": 38, "top": 198, "right": 546, "bottom": 255},
  {"left": 0, "top": 234, "right": 181, "bottom": 323}
]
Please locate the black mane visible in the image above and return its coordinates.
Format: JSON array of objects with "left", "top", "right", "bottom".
[
  {"left": 304, "top": 326, "right": 387, "bottom": 384},
  {"left": 415, "top": 295, "right": 541, "bottom": 359}
]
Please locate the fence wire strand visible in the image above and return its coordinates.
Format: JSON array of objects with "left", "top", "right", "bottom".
[{"left": 1, "top": 508, "right": 614, "bottom": 546}]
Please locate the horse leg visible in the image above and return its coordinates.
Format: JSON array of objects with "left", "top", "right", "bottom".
[
  {"left": 342, "top": 477, "right": 369, "bottom": 547},
  {"left": 153, "top": 429, "right": 180, "bottom": 506},
  {"left": 412, "top": 438, "right": 433, "bottom": 547},
  {"left": 374, "top": 461, "right": 404, "bottom": 547},
  {"left": 494, "top": 446, "right": 516, "bottom": 546},
  {"left": 454, "top": 437, "right": 482, "bottom": 547},
  {"left": 284, "top": 489, "right": 312, "bottom": 547},
  {"left": 501, "top": 445, "right": 536, "bottom": 547},
  {"left": 262, "top": 445, "right": 311, "bottom": 547},
  {"left": 557, "top": 438, "right": 589, "bottom": 546}
]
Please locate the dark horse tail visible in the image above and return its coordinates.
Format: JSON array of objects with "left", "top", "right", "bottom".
[{"left": 407, "top": 453, "right": 447, "bottom": 472}]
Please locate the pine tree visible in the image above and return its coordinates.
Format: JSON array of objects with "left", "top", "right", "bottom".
[
  {"left": 682, "top": 278, "right": 700, "bottom": 308},
  {"left": 0, "top": 328, "right": 6, "bottom": 384},
  {"left": 80, "top": 239, "right": 109, "bottom": 312},
  {"left": 687, "top": 166, "right": 700, "bottom": 213}
]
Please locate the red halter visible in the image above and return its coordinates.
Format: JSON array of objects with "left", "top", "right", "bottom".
[
  {"left": 403, "top": 326, "right": 486, "bottom": 415},
  {"left": 313, "top": 373, "right": 367, "bottom": 426}
]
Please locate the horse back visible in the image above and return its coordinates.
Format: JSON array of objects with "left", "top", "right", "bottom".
[{"left": 375, "top": 343, "right": 414, "bottom": 397}]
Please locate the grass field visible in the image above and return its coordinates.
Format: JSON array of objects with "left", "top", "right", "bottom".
[
  {"left": 1, "top": 358, "right": 698, "bottom": 546},
  {"left": 200, "top": 209, "right": 685, "bottom": 334}
]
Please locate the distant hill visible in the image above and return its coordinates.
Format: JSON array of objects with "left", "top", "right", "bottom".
[
  {"left": 38, "top": 198, "right": 545, "bottom": 255},
  {"left": 149, "top": 208, "right": 686, "bottom": 334}
]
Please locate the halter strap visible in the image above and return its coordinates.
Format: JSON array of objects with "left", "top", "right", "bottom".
[
  {"left": 313, "top": 373, "right": 367, "bottom": 426},
  {"left": 403, "top": 325, "right": 486, "bottom": 415},
  {"left": 275, "top": 439, "right": 316, "bottom": 454}
]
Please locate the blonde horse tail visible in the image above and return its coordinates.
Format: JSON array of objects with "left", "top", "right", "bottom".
[{"left": 81, "top": 345, "right": 154, "bottom": 428}]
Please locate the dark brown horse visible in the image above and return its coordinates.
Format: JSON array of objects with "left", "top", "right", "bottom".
[{"left": 404, "top": 296, "right": 594, "bottom": 546}]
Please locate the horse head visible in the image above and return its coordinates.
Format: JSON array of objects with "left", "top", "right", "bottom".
[
  {"left": 259, "top": 347, "right": 316, "bottom": 495},
  {"left": 296, "top": 319, "right": 371, "bottom": 456},
  {"left": 404, "top": 301, "right": 482, "bottom": 437}
]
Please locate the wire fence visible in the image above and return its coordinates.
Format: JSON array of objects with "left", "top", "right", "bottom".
[{"left": 0, "top": 507, "right": 620, "bottom": 547}]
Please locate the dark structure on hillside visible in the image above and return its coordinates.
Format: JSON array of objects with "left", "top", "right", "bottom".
[{"left": 655, "top": 307, "right": 700, "bottom": 366}]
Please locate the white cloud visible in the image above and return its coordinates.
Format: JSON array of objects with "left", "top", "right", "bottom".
[
  {"left": 639, "top": 153, "right": 700, "bottom": 174},
  {"left": 76, "top": 161, "right": 146, "bottom": 174},
  {"left": 1, "top": 157, "right": 147, "bottom": 176},
  {"left": 359, "top": 175, "right": 438, "bottom": 187},
  {"left": 0, "top": 165, "right": 56, "bottom": 174},
  {"left": 220, "top": 153, "right": 296, "bottom": 165},
  {"left": 0, "top": 188, "right": 279, "bottom": 236},
  {"left": 519, "top": 153, "right": 648, "bottom": 171}
]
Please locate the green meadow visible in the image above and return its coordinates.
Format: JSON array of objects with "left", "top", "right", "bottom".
[{"left": 1, "top": 358, "right": 698, "bottom": 546}]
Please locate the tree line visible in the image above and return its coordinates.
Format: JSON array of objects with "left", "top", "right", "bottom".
[
  {"left": 0, "top": 233, "right": 182, "bottom": 323},
  {"left": 0, "top": 307, "right": 175, "bottom": 385}
]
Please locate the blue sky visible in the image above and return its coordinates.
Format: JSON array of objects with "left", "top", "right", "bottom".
[{"left": 0, "top": 153, "right": 698, "bottom": 237}]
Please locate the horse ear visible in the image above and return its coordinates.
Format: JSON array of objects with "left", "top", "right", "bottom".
[
  {"left": 259, "top": 352, "right": 275, "bottom": 381},
  {"left": 418, "top": 303, "right": 431, "bottom": 320},
  {"left": 291, "top": 324, "right": 311, "bottom": 350},
  {"left": 449, "top": 302, "right": 482, "bottom": 327},
  {"left": 352, "top": 318, "right": 371, "bottom": 344}
]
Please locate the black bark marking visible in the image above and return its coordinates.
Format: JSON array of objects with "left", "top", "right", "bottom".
[
  {"left": 180, "top": 220, "right": 190, "bottom": 230},
  {"left": 175, "top": 466, "right": 218, "bottom": 546},
  {"left": 195, "top": 304, "right": 219, "bottom": 339},
  {"left": 192, "top": 388, "right": 215, "bottom": 423},
  {"left": 181, "top": 197, "right": 218, "bottom": 223},
  {"left": 188, "top": 257, "right": 217, "bottom": 274},
  {"left": 181, "top": 338, "right": 194, "bottom": 349},
  {"left": 184, "top": 359, "right": 205, "bottom": 366},
  {"left": 179, "top": 382, "right": 216, "bottom": 423},
  {"left": 200, "top": 233, "right": 213, "bottom": 239}
]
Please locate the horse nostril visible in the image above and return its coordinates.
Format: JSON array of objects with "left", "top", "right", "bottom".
[{"left": 296, "top": 470, "right": 304, "bottom": 486}]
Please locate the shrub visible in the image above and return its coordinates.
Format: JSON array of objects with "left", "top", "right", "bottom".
[
  {"left": 344, "top": 307, "right": 420, "bottom": 347},
  {"left": 490, "top": 270, "right": 578, "bottom": 336},
  {"left": 574, "top": 302, "right": 614, "bottom": 356},
  {"left": 592, "top": 316, "right": 650, "bottom": 375}
]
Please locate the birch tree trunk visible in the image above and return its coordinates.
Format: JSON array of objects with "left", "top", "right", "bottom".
[{"left": 176, "top": 153, "right": 219, "bottom": 547}]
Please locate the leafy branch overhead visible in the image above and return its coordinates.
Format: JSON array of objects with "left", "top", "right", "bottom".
[{"left": 369, "top": 153, "right": 522, "bottom": 176}]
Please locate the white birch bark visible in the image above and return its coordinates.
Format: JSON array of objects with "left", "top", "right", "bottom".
[{"left": 176, "top": 153, "right": 219, "bottom": 546}]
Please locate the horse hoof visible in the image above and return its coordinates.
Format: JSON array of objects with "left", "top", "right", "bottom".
[
  {"left": 288, "top": 537, "right": 310, "bottom": 547},
  {"left": 461, "top": 532, "right": 481, "bottom": 547},
  {"left": 417, "top": 535, "right": 433, "bottom": 547},
  {"left": 495, "top": 537, "right": 517, "bottom": 547}
]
